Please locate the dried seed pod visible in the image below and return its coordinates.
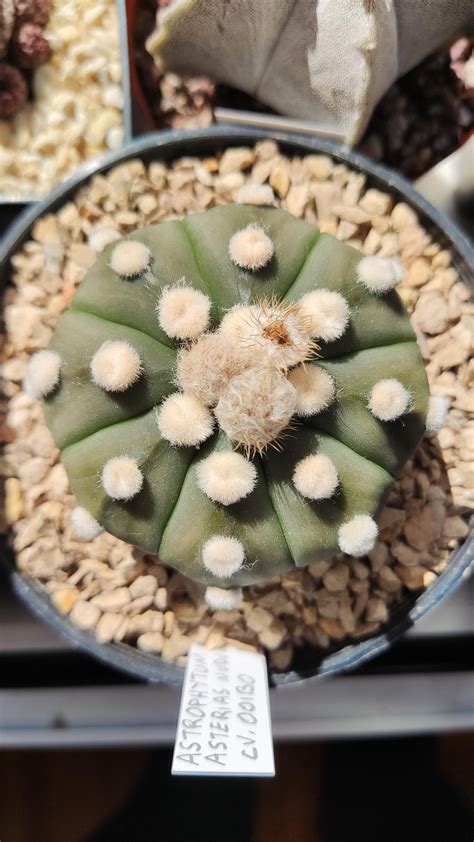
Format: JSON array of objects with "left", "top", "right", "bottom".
[
  {"left": 176, "top": 332, "right": 249, "bottom": 406},
  {"left": 215, "top": 366, "right": 297, "bottom": 456}
]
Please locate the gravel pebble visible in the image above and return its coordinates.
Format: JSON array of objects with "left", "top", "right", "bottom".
[
  {"left": 443, "top": 516, "right": 470, "bottom": 539},
  {"left": 414, "top": 292, "right": 449, "bottom": 335},
  {"left": 129, "top": 575, "right": 158, "bottom": 599},
  {"left": 318, "top": 618, "right": 346, "bottom": 641},
  {"left": 322, "top": 562, "right": 350, "bottom": 592},
  {"left": 162, "top": 632, "right": 190, "bottom": 660},
  {"left": 270, "top": 165, "right": 290, "bottom": 198},
  {"left": 404, "top": 502, "right": 445, "bottom": 550},
  {"left": 366, "top": 598, "right": 389, "bottom": 624},
  {"left": 96, "top": 612, "right": 125, "bottom": 643},
  {"left": 137, "top": 631, "right": 165, "bottom": 654},
  {"left": 91, "top": 588, "right": 131, "bottom": 611},
  {"left": 377, "top": 566, "right": 402, "bottom": 593},
  {"left": 395, "top": 565, "right": 426, "bottom": 590},
  {"left": 51, "top": 587, "right": 80, "bottom": 615},
  {"left": 70, "top": 600, "right": 101, "bottom": 630},
  {"left": 258, "top": 621, "right": 287, "bottom": 650}
]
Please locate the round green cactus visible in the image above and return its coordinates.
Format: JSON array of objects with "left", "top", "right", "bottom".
[{"left": 26, "top": 203, "right": 440, "bottom": 610}]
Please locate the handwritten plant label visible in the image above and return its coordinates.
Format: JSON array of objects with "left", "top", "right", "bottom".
[{"left": 172, "top": 643, "right": 275, "bottom": 776}]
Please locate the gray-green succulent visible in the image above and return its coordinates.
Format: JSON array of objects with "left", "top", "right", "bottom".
[{"left": 26, "top": 203, "right": 437, "bottom": 609}]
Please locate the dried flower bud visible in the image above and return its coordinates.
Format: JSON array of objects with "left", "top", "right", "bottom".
[
  {"left": 0, "top": 61, "right": 27, "bottom": 119},
  {"left": 14, "top": 0, "right": 52, "bottom": 26},
  {"left": 13, "top": 22, "right": 51, "bottom": 69}
]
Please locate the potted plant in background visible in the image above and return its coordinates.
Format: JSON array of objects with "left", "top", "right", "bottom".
[{"left": 1, "top": 124, "right": 472, "bottom": 682}]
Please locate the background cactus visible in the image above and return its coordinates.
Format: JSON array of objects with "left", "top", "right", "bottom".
[
  {"left": 26, "top": 204, "right": 435, "bottom": 609},
  {"left": 146, "top": 0, "right": 473, "bottom": 144}
]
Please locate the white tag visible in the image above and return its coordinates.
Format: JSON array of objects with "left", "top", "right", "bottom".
[{"left": 172, "top": 643, "right": 275, "bottom": 777}]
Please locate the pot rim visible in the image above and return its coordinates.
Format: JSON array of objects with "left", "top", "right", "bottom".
[{"left": 2, "top": 125, "right": 473, "bottom": 686}]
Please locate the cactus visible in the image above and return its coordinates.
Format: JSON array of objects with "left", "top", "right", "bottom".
[
  {"left": 146, "top": 0, "right": 473, "bottom": 144},
  {"left": 26, "top": 203, "right": 441, "bottom": 610}
]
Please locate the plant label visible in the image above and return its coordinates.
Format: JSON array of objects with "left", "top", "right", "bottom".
[{"left": 172, "top": 643, "right": 275, "bottom": 776}]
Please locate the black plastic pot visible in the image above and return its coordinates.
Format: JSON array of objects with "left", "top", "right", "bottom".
[{"left": 1, "top": 126, "right": 472, "bottom": 686}]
